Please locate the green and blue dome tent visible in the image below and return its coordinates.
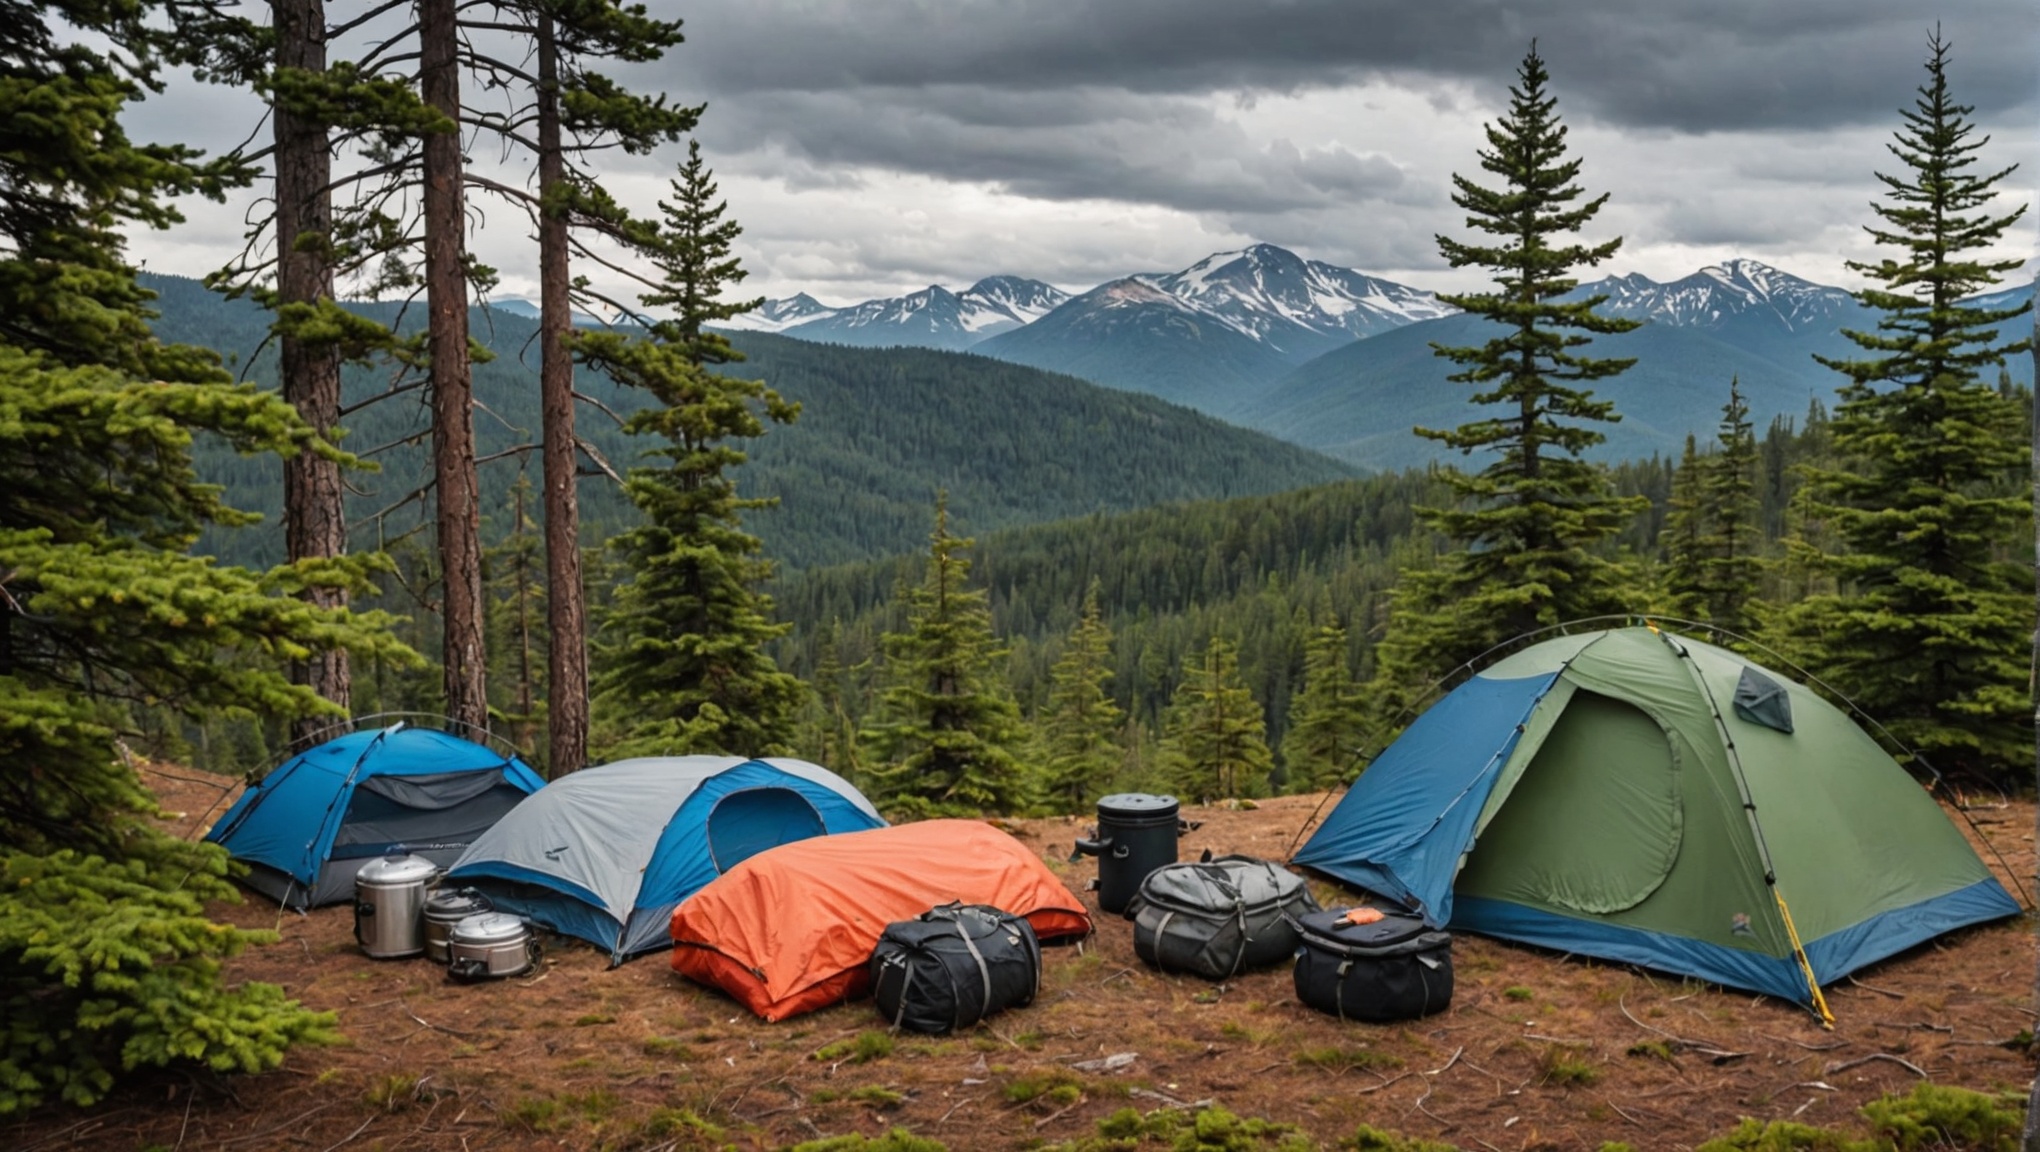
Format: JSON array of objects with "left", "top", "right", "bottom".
[
  {"left": 1292, "top": 624, "right": 2020, "bottom": 1022},
  {"left": 206, "top": 723, "right": 545, "bottom": 909},
  {"left": 444, "top": 756, "right": 886, "bottom": 962}
]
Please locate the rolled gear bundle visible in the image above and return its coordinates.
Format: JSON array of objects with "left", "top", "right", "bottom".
[
  {"left": 871, "top": 903, "right": 1042, "bottom": 1034},
  {"left": 1127, "top": 855, "right": 1320, "bottom": 979}
]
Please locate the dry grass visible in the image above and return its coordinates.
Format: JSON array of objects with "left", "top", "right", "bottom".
[{"left": 5, "top": 774, "right": 2033, "bottom": 1151}]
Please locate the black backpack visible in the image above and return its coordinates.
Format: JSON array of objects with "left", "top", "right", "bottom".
[
  {"left": 1127, "top": 855, "right": 1320, "bottom": 980},
  {"left": 870, "top": 903, "right": 1041, "bottom": 1034},
  {"left": 1291, "top": 907, "right": 1453, "bottom": 1022}
]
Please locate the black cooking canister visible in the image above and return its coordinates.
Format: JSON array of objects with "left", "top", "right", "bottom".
[{"left": 1073, "top": 793, "right": 1183, "bottom": 915}]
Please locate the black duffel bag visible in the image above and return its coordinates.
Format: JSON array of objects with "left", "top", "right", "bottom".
[
  {"left": 1292, "top": 907, "right": 1453, "bottom": 1022},
  {"left": 1127, "top": 855, "right": 1320, "bottom": 980},
  {"left": 870, "top": 903, "right": 1041, "bottom": 1034}
]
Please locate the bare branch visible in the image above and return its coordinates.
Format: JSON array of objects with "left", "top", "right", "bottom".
[
  {"left": 328, "top": 0, "right": 410, "bottom": 39},
  {"left": 573, "top": 389, "right": 630, "bottom": 428},
  {"left": 575, "top": 436, "right": 625, "bottom": 485},
  {"left": 477, "top": 443, "right": 539, "bottom": 466},
  {"left": 338, "top": 379, "right": 429, "bottom": 417}
]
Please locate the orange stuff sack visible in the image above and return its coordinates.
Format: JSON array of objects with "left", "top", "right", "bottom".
[{"left": 669, "top": 819, "right": 1091, "bottom": 1021}]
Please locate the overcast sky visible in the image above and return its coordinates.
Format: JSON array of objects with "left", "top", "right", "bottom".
[{"left": 128, "top": 0, "right": 2038, "bottom": 307}]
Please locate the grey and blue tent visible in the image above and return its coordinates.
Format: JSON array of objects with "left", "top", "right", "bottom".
[
  {"left": 444, "top": 756, "right": 886, "bottom": 961},
  {"left": 205, "top": 724, "right": 544, "bottom": 908},
  {"left": 1293, "top": 625, "right": 2020, "bottom": 1020}
]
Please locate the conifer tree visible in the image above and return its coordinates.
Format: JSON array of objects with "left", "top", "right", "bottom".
[
  {"left": 802, "top": 621, "right": 862, "bottom": 778},
  {"left": 1774, "top": 33, "right": 2032, "bottom": 782},
  {"left": 485, "top": 473, "right": 547, "bottom": 760},
  {"left": 1038, "top": 579, "right": 1123, "bottom": 812},
  {"left": 1665, "top": 380, "right": 1763, "bottom": 632},
  {"left": 0, "top": 0, "right": 411, "bottom": 1110},
  {"left": 1369, "top": 43, "right": 1645, "bottom": 703},
  {"left": 1161, "top": 637, "right": 1272, "bottom": 803},
  {"left": 584, "top": 141, "right": 803, "bottom": 758},
  {"left": 861, "top": 498, "right": 1028, "bottom": 816},
  {"left": 1280, "top": 623, "right": 1367, "bottom": 793}
]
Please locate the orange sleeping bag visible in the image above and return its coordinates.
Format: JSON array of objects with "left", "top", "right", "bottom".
[{"left": 669, "top": 819, "right": 1092, "bottom": 1021}]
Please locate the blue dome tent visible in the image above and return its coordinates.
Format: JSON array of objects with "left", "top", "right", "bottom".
[
  {"left": 205, "top": 724, "right": 545, "bottom": 908},
  {"left": 444, "top": 756, "right": 886, "bottom": 961}
]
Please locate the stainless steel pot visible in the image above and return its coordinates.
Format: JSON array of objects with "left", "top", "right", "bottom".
[
  {"left": 447, "top": 912, "right": 538, "bottom": 981},
  {"left": 353, "top": 854, "right": 439, "bottom": 959},
  {"left": 422, "top": 886, "right": 493, "bottom": 965}
]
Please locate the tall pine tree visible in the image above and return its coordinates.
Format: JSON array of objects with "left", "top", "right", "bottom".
[
  {"left": 1037, "top": 579, "right": 1123, "bottom": 813},
  {"left": 1369, "top": 43, "right": 1645, "bottom": 706},
  {"left": 861, "top": 497, "right": 1028, "bottom": 816},
  {"left": 1161, "top": 636, "right": 1272, "bottom": 803},
  {"left": 585, "top": 140, "right": 804, "bottom": 758},
  {"left": 1665, "top": 379, "right": 1763, "bottom": 633},
  {"left": 0, "top": 0, "right": 411, "bottom": 1110},
  {"left": 1773, "top": 33, "right": 2032, "bottom": 784},
  {"left": 1280, "top": 623, "right": 1367, "bottom": 793}
]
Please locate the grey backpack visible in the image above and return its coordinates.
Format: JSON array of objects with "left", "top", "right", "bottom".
[{"left": 1127, "top": 855, "right": 1320, "bottom": 980}]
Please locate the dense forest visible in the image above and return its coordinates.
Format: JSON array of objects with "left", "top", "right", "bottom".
[{"left": 154, "top": 273, "right": 1354, "bottom": 573}]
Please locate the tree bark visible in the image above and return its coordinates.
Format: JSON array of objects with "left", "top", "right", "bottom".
[
  {"left": 274, "top": 0, "right": 350, "bottom": 746},
  {"left": 420, "top": 0, "right": 487, "bottom": 736},
  {"left": 2022, "top": 273, "right": 2038, "bottom": 1152},
  {"left": 536, "top": 12, "right": 588, "bottom": 775}
]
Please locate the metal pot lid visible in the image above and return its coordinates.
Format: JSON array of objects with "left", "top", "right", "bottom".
[
  {"left": 1096, "top": 793, "right": 1179, "bottom": 818},
  {"left": 355, "top": 854, "right": 440, "bottom": 886},
  {"left": 450, "top": 912, "right": 529, "bottom": 945},
  {"left": 425, "top": 887, "right": 493, "bottom": 917}
]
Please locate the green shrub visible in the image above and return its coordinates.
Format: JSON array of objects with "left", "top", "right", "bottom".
[
  {"left": 1294, "top": 1046, "right": 1404, "bottom": 1073},
  {"left": 812, "top": 1031, "right": 895, "bottom": 1065},
  {"left": 1004, "top": 1067, "right": 1084, "bottom": 1106},
  {"left": 1538, "top": 1046, "right": 1598, "bottom": 1087},
  {"left": 1344, "top": 1124, "right": 1461, "bottom": 1151},
  {"left": 1861, "top": 1084, "right": 2023, "bottom": 1152},
  {"left": 789, "top": 1129, "right": 948, "bottom": 1152}
]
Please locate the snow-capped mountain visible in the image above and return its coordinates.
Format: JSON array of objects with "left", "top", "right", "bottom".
[
  {"left": 1138, "top": 243, "right": 1455, "bottom": 360},
  {"left": 1573, "top": 259, "right": 1859, "bottom": 333},
  {"left": 719, "top": 293, "right": 836, "bottom": 333},
  {"left": 974, "top": 279, "right": 1281, "bottom": 415},
  {"left": 773, "top": 277, "right": 1070, "bottom": 351}
]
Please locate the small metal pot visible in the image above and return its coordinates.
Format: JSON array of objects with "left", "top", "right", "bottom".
[
  {"left": 354, "top": 854, "right": 439, "bottom": 959},
  {"left": 423, "top": 886, "right": 493, "bottom": 965},
  {"left": 447, "top": 912, "right": 538, "bottom": 981}
]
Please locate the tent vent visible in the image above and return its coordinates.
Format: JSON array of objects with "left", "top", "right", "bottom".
[{"left": 1733, "top": 667, "right": 1794, "bottom": 734}]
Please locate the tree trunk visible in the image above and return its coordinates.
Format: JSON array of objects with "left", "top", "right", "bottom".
[
  {"left": 274, "top": 0, "right": 350, "bottom": 747},
  {"left": 536, "top": 13, "right": 588, "bottom": 775},
  {"left": 2022, "top": 275, "right": 2038, "bottom": 1152},
  {"left": 420, "top": 0, "right": 487, "bottom": 736}
]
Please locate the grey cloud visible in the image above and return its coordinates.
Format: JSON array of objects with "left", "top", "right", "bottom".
[
  {"left": 697, "top": 86, "right": 1413, "bottom": 217},
  {"left": 664, "top": 0, "right": 2036, "bottom": 134}
]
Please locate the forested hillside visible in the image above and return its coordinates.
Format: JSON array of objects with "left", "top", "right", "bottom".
[{"left": 149, "top": 273, "right": 1354, "bottom": 571}]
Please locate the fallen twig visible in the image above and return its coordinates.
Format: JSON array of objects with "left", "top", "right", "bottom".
[
  {"left": 401, "top": 1002, "right": 477, "bottom": 1039},
  {"left": 319, "top": 1116, "right": 376, "bottom": 1152},
  {"left": 1845, "top": 975, "right": 1905, "bottom": 1000},
  {"left": 1603, "top": 1098, "right": 1646, "bottom": 1127},
  {"left": 937, "top": 1094, "right": 980, "bottom": 1125},
  {"left": 1758, "top": 1032, "right": 1848, "bottom": 1052},
  {"left": 1354, "top": 1071, "right": 1416, "bottom": 1095},
  {"left": 1617, "top": 996, "right": 1748, "bottom": 1062},
  {"left": 1824, "top": 1052, "right": 1928, "bottom": 1079},
  {"left": 1033, "top": 1098, "right": 1086, "bottom": 1129}
]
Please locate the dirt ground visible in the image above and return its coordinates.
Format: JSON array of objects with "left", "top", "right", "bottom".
[{"left": 7, "top": 766, "right": 2037, "bottom": 1152}]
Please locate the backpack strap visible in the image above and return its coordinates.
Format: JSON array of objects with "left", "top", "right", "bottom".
[{"left": 950, "top": 914, "right": 994, "bottom": 1032}]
